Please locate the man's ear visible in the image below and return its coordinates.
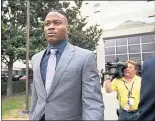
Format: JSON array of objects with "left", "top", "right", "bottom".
[{"left": 67, "top": 25, "right": 70, "bottom": 34}]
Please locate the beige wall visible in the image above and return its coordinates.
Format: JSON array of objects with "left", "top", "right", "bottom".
[
  {"left": 103, "top": 23, "right": 155, "bottom": 38},
  {"left": 96, "top": 38, "right": 105, "bottom": 71}
]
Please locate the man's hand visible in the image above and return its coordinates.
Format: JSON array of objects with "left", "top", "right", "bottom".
[
  {"left": 104, "top": 74, "right": 112, "bottom": 81},
  {"left": 104, "top": 76, "right": 113, "bottom": 93}
]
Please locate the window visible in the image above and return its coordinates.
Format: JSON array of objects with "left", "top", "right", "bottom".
[
  {"left": 104, "top": 34, "right": 155, "bottom": 64},
  {"left": 15, "top": 71, "right": 18, "bottom": 75},
  {"left": 117, "top": 55, "right": 128, "bottom": 62},
  {"left": 141, "top": 34, "right": 155, "bottom": 43},
  {"left": 147, "top": 0, "right": 153, "bottom": 2},
  {"left": 94, "top": 3, "right": 100, "bottom": 13},
  {"left": 116, "top": 37, "right": 127, "bottom": 46},
  {"left": 128, "top": 36, "right": 140, "bottom": 45},
  {"left": 105, "top": 55, "right": 115, "bottom": 63},
  {"left": 142, "top": 43, "right": 155, "bottom": 52},
  {"left": 104, "top": 39, "right": 115, "bottom": 47},
  {"left": 129, "top": 45, "right": 140, "bottom": 53},
  {"left": 129, "top": 54, "right": 141, "bottom": 61},
  {"left": 142, "top": 52, "right": 155, "bottom": 61},
  {"left": 94, "top": 3, "right": 100, "bottom": 7},
  {"left": 116, "top": 46, "right": 127, "bottom": 54},
  {"left": 105, "top": 47, "right": 115, "bottom": 55},
  {"left": 94, "top": 11, "right": 100, "bottom": 13}
]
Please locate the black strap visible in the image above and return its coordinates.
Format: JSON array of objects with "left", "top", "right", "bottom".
[{"left": 123, "top": 80, "right": 134, "bottom": 97}]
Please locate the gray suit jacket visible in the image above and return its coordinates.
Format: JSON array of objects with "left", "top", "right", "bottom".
[{"left": 29, "top": 42, "right": 104, "bottom": 120}]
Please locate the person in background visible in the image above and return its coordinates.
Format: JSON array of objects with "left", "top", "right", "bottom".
[
  {"left": 104, "top": 60, "right": 141, "bottom": 120},
  {"left": 100, "top": 69, "right": 104, "bottom": 87}
]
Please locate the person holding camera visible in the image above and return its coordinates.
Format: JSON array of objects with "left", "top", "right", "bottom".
[{"left": 104, "top": 60, "right": 141, "bottom": 120}]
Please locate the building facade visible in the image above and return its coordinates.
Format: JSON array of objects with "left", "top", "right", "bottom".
[
  {"left": 79, "top": 1, "right": 155, "bottom": 70},
  {"left": 97, "top": 21, "right": 155, "bottom": 70}
]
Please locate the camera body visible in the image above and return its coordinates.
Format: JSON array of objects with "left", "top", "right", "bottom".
[
  {"left": 100, "top": 61, "right": 127, "bottom": 87},
  {"left": 105, "top": 62, "right": 127, "bottom": 79}
]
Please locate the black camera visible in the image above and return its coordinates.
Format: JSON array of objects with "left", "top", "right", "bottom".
[
  {"left": 104, "top": 62, "right": 127, "bottom": 79},
  {"left": 100, "top": 57, "right": 127, "bottom": 87}
]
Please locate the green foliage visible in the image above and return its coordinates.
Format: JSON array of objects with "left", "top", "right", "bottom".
[
  {"left": 2, "top": 0, "right": 27, "bottom": 62},
  {"left": 1, "top": 81, "right": 32, "bottom": 96},
  {"left": 74, "top": 0, "right": 83, "bottom": 9}
]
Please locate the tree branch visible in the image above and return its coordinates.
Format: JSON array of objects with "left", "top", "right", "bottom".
[
  {"left": 13, "top": 57, "right": 18, "bottom": 63},
  {"left": 13, "top": 54, "right": 19, "bottom": 63},
  {"left": 74, "top": 0, "right": 83, "bottom": 9},
  {"left": 2, "top": 56, "right": 9, "bottom": 64}
]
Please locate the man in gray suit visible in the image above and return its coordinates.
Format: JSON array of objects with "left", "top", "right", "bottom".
[{"left": 29, "top": 9, "right": 104, "bottom": 120}]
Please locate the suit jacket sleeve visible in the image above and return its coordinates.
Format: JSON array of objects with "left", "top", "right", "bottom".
[
  {"left": 138, "top": 58, "right": 155, "bottom": 120},
  {"left": 82, "top": 52, "right": 104, "bottom": 120},
  {"left": 29, "top": 57, "right": 38, "bottom": 120}
]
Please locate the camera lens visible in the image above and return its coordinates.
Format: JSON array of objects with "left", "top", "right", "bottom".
[{"left": 110, "top": 68, "right": 117, "bottom": 74}]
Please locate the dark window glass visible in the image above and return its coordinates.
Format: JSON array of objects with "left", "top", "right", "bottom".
[
  {"left": 129, "top": 54, "right": 141, "bottom": 61},
  {"left": 129, "top": 45, "right": 140, "bottom": 53},
  {"left": 94, "top": 11, "right": 100, "bottom": 13},
  {"left": 116, "top": 46, "right": 127, "bottom": 54},
  {"left": 116, "top": 37, "right": 127, "bottom": 46},
  {"left": 94, "top": 3, "right": 100, "bottom": 7},
  {"left": 141, "top": 34, "right": 155, "bottom": 43},
  {"left": 105, "top": 47, "right": 115, "bottom": 55},
  {"left": 128, "top": 36, "right": 140, "bottom": 45},
  {"left": 142, "top": 52, "right": 155, "bottom": 61},
  {"left": 117, "top": 55, "right": 128, "bottom": 62},
  {"left": 104, "top": 39, "right": 115, "bottom": 47},
  {"left": 105, "top": 55, "right": 115, "bottom": 63},
  {"left": 142, "top": 43, "right": 155, "bottom": 52},
  {"left": 94, "top": 3, "right": 100, "bottom": 13}
]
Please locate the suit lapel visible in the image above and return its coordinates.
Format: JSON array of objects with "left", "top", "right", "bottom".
[
  {"left": 47, "top": 43, "right": 75, "bottom": 97},
  {"left": 36, "top": 50, "right": 47, "bottom": 96}
]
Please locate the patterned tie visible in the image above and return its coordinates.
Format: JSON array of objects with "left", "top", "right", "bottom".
[{"left": 45, "top": 49, "right": 57, "bottom": 93}]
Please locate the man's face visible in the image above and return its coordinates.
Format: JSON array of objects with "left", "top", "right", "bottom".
[
  {"left": 124, "top": 63, "right": 137, "bottom": 78},
  {"left": 44, "top": 12, "right": 69, "bottom": 45}
]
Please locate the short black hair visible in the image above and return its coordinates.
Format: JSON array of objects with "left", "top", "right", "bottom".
[{"left": 47, "top": 9, "right": 69, "bottom": 23}]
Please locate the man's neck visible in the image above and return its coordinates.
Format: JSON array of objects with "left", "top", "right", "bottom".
[
  {"left": 49, "top": 40, "right": 63, "bottom": 47},
  {"left": 48, "top": 40, "right": 67, "bottom": 47},
  {"left": 124, "top": 76, "right": 135, "bottom": 82}
]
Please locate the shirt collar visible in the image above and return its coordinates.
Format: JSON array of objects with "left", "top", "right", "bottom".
[
  {"left": 122, "top": 75, "right": 138, "bottom": 83},
  {"left": 46, "top": 40, "right": 67, "bottom": 55}
]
